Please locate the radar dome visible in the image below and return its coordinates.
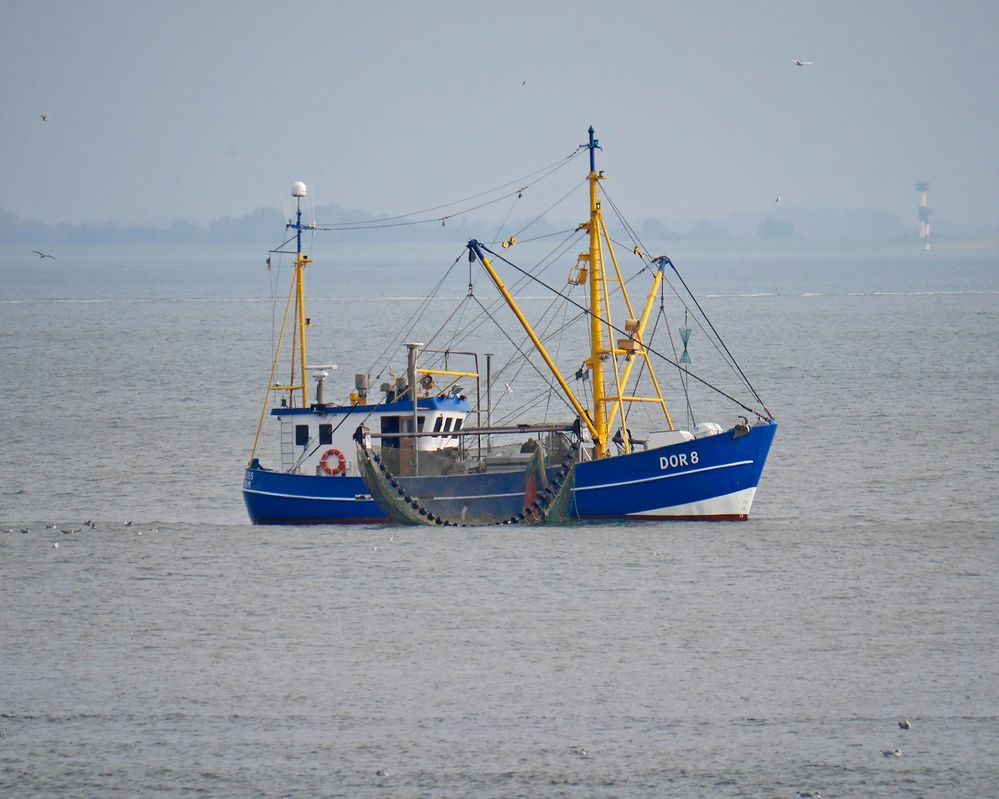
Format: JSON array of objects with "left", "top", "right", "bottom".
[{"left": 291, "top": 181, "right": 308, "bottom": 198}]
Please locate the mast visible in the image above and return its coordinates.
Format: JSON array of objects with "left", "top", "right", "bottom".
[
  {"left": 466, "top": 128, "right": 676, "bottom": 460},
  {"left": 247, "top": 181, "right": 313, "bottom": 463},
  {"left": 289, "top": 182, "right": 311, "bottom": 406},
  {"left": 585, "top": 126, "right": 609, "bottom": 458}
]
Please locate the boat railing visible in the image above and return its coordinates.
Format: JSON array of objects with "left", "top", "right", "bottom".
[{"left": 363, "top": 424, "right": 580, "bottom": 477}]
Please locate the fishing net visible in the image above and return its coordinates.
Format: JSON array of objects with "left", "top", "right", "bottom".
[{"left": 355, "top": 434, "right": 576, "bottom": 526}]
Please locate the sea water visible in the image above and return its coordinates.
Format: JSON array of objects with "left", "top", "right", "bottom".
[{"left": 1, "top": 243, "right": 997, "bottom": 797}]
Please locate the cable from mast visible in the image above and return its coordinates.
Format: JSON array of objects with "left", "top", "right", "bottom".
[
  {"left": 654, "top": 256, "right": 772, "bottom": 418},
  {"left": 473, "top": 243, "right": 774, "bottom": 422}
]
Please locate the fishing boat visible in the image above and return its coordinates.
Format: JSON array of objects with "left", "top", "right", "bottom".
[{"left": 242, "top": 128, "right": 776, "bottom": 525}]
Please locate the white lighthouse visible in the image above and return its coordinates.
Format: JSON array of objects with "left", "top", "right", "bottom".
[{"left": 915, "top": 182, "right": 931, "bottom": 250}]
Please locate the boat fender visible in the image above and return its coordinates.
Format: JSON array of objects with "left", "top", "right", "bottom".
[{"left": 320, "top": 448, "right": 347, "bottom": 475}]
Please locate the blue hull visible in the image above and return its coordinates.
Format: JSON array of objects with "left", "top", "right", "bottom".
[{"left": 242, "top": 421, "right": 776, "bottom": 525}]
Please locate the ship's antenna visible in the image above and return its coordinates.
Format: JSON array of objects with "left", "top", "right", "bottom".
[
  {"left": 291, "top": 181, "right": 307, "bottom": 254},
  {"left": 586, "top": 125, "right": 602, "bottom": 172}
]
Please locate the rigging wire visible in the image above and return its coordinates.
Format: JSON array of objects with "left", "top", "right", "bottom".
[
  {"left": 482, "top": 228, "right": 580, "bottom": 247},
  {"left": 258, "top": 149, "right": 588, "bottom": 445},
  {"left": 312, "top": 150, "right": 585, "bottom": 231},
  {"left": 429, "top": 228, "right": 585, "bottom": 363},
  {"left": 508, "top": 178, "right": 589, "bottom": 241},
  {"left": 476, "top": 243, "right": 773, "bottom": 421},
  {"left": 363, "top": 249, "right": 467, "bottom": 386},
  {"left": 544, "top": 293, "right": 575, "bottom": 422},
  {"left": 598, "top": 182, "right": 768, "bottom": 411},
  {"left": 491, "top": 194, "right": 521, "bottom": 247},
  {"left": 469, "top": 293, "right": 578, "bottom": 421},
  {"left": 661, "top": 256, "right": 772, "bottom": 418}
]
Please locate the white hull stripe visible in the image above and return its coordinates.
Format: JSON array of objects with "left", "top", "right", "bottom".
[
  {"left": 244, "top": 460, "right": 754, "bottom": 505},
  {"left": 243, "top": 487, "right": 526, "bottom": 503},
  {"left": 628, "top": 487, "right": 758, "bottom": 518},
  {"left": 573, "top": 459, "right": 753, "bottom": 493},
  {"left": 243, "top": 488, "right": 364, "bottom": 503}
]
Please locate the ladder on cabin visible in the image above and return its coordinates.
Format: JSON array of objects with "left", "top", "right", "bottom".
[{"left": 280, "top": 423, "right": 296, "bottom": 472}]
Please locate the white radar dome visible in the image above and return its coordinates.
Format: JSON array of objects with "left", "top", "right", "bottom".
[{"left": 291, "top": 181, "right": 308, "bottom": 198}]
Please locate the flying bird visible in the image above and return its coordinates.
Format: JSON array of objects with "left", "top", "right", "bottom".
[
  {"left": 32, "top": 250, "right": 55, "bottom": 259},
  {"left": 791, "top": 59, "right": 813, "bottom": 66},
  {"left": 40, "top": 113, "right": 48, "bottom": 121}
]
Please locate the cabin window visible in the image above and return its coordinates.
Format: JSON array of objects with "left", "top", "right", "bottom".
[
  {"left": 454, "top": 418, "right": 463, "bottom": 431},
  {"left": 418, "top": 416, "right": 426, "bottom": 432},
  {"left": 443, "top": 417, "right": 453, "bottom": 432},
  {"left": 295, "top": 424, "right": 309, "bottom": 446},
  {"left": 319, "top": 424, "right": 333, "bottom": 445},
  {"left": 433, "top": 416, "right": 444, "bottom": 433},
  {"left": 381, "top": 415, "right": 400, "bottom": 449}
]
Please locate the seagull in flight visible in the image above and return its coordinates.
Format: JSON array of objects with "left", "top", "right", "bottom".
[
  {"left": 32, "top": 250, "right": 55, "bottom": 259},
  {"left": 40, "top": 113, "right": 48, "bottom": 121},
  {"left": 791, "top": 59, "right": 813, "bottom": 66}
]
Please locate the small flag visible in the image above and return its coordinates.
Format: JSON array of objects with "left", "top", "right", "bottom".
[{"left": 266, "top": 256, "right": 271, "bottom": 271}]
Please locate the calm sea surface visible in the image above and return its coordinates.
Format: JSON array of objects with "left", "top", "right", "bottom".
[{"left": 1, "top": 243, "right": 998, "bottom": 797}]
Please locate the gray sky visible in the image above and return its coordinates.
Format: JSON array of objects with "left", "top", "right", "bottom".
[{"left": 3, "top": 0, "right": 997, "bottom": 228}]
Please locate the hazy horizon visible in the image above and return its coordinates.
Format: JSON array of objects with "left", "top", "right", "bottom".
[{"left": 3, "top": 1, "right": 998, "bottom": 230}]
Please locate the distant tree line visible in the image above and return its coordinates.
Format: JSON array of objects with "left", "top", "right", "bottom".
[
  {"left": 0, "top": 204, "right": 546, "bottom": 245},
  {"left": 2, "top": 202, "right": 992, "bottom": 245}
]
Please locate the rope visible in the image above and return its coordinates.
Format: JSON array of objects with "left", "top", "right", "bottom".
[
  {"left": 597, "top": 183, "right": 771, "bottom": 417},
  {"left": 662, "top": 257, "right": 772, "bottom": 418},
  {"left": 476, "top": 244, "right": 773, "bottom": 422},
  {"left": 311, "top": 149, "right": 584, "bottom": 232}
]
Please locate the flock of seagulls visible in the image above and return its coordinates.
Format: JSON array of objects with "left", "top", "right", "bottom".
[
  {"left": 877, "top": 718, "right": 911, "bottom": 759},
  {"left": 795, "top": 719, "right": 912, "bottom": 797},
  {"left": 4, "top": 520, "right": 152, "bottom": 537},
  {"left": 879, "top": 717, "right": 911, "bottom": 758}
]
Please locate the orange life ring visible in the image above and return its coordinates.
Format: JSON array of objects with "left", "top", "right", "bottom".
[{"left": 320, "top": 448, "right": 346, "bottom": 475}]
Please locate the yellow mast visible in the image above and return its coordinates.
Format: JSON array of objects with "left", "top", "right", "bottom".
[
  {"left": 294, "top": 250, "right": 310, "bottom": 407},
  {"left": 470, "top": 129, "right": 675, "bottom": 459},
  {"left": 273, "top": 182, "right": 311, "bottom": 408},
  {"left": 584, "top": 127, "right": 609, "bottom": 458},
  {"left": 468, "top": 241, "right": 601, "bottom": 444},
  {"left": 581, "top": 127, "right": 672, "bottom": 457},
  {"left": 252, "top": 182, "right": 311, "bottom": 445},
  {"left": 456, "top": 130, "right": 685, "bottom": 463}
]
